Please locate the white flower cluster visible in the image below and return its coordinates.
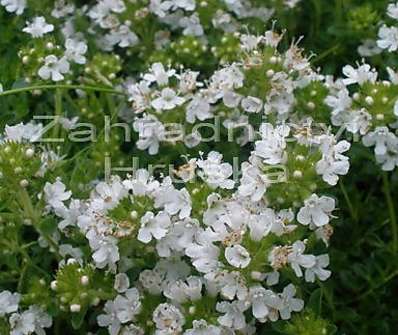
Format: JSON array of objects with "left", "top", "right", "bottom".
[
  {"left": 377, "top": 2, "right": 398, "bottom": 53},
  {"left": 0, "top": 24, "right": 348, "bottom": 334},
  {"left": 43, "top": 162, "right": 335, "bottom": 333},
  {"left": 0, "top": 291, "right": 52, "bottom": 335},
  {"left": 357, "top": 1, "right": 398, "bottom": 57},
  {"left": 325, "top": 61, "right": 398, "bottom": 171}
]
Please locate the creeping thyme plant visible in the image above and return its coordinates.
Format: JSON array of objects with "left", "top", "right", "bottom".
[{"left": 1, "top": 0, "right": 398, "bottom": 335}]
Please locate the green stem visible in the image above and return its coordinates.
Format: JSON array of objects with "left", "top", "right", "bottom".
[
  {"left": 312, "top": 44, "right": 340, "bottom": 64},
  {"left": 382, "top": 172, "right": 397, "bottom": 253},
  {"left": 17, "top": 262, "right": 28, "bottom": 292},
  {"left": 17, "top": 188, "right": 61, "bottom": 260},
  {"left": 53, "top": 88, "right": 63, "bottom": 139},
  {"left": 339, "top": 180, "right": 358, "bottom": 222},
  {"left": 350, "top": 269, "right": 398, "bottom": 303},
  {"left": 0, "top": 84, "right": 127, "bottom": 97}
]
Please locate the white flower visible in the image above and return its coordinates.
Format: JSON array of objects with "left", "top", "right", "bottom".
[
  {"left": 89, "top": 234, "right": 120, "bottom": 270},
  {"left": 316, "top": 137, "right": 350, "bottom": 186},
  {"left": 185, "top": 230, "right": 220, "bottom": 273},
  {"left": 151, "top": 88, "right": 185, "bottom": 111},
  {"left": 1, "top": 0, "right": 26, "bottom": 15},
  {"left": 223, "top": 90, "right": 243, "bottom": 108},
  {"left": 241, "top": 96, "right": 263, "bottom": 113},
  {"left": 387, "top": 66, "right": 398, "bottom": 84},
  {"left": 362, "top": 127, "right": 397, "bottom": 156},
  {"left": 394, "top": 99, "right": 398, "bottom": 117},
  {"left": 197, "top": 151, "right": 235, "bottom": 189},
  {"left": 305, "top": 254, "right": 331, "bottom": 283},
  {"left": 179, "top": 70, "right": 199, "bottom": 93},
  {"left": 175, "top": 0, "right": 196, "bottom": 11},
  {"left": 179, "top": 13, "right": 204, "bottom": 36},
  {"left": 114, "top": 273, "right": 130, "bottom": 293},
  {"left": 65, "top": 39, "right": 87, "bottom": 64},
  {"left": 114, "top": 288, "right": 142, "bottom": 323},
  {"left": 250, "top": 208, "right": 296, "bottom": 239},
  {"left": 9, "top": 311, "right": 35, "bottom": 335},
  {"left": 0, "top": 291, "right": 20, "bottom": 317},
  {"left": 58, "top": 116, "right": 79, "bottom": 130},
  {"left": 144, "top": 63, "right": 175, "bottom": 86},
  {"left": 3, "top": 122, "right": 42, "bottom": 142},
  {"left": 345, "top": 108, "right": 372, "bottom": 135},
  {"left": 98, "top": 289, "right": 141, "bottom": 335},
  {"left": 377, "top": 25, "right": 398, "bottom": 52},
  {"left": 210, "top": 64, "right": 244, "bottom": 93},
  {"left": 133, "top": 115, "right": 165, "bottom": 155},
  {"left": 164, "top": 276, "right": 203, "bottom": 303},
  {"left": 216, "top": 300, "right": 249, "bottom": 330},
  {"left": 357, "top": 39, "right": 382, "bottom": 57},
  {"left": 225, "top": 245, "right": 251, "bottom": 268},
  {"left": 59, "top": 244, "right": 83, "bottom": 264},
  {"left": 238, "top": 162, "right": 270, "bottom": 202},
  {"left": 209, "top": 270, "right": 248, "bottom": 301},
  {"left": 387, "top": 2, "right": 398, "bottom": 19},
  {"left": 155, "top": 218, "right": 199, "bottom": 257},
  {"left": 324, "top": 88, "right": 352, "bottom": 117},
  {"left": 38, "top": 55, "right": 70, "bottom": 82},
  {"left": 186, "top": 96, "right": 212, "bottom": 123},
  {"left": 153, "top": 303, "right": 185, "bottom": 334},
  {"left": 248, "top": 211, "right": 273, "bottom": 241},
  {"left": 297, "top": 194, "right": 335, "bottom": 228},
  {"left": 51, "top": 0, "right": 75, "bottom": 18},
  {"left": 137, "top": 211, "right": 171, "bottom": 243},
  {"left": 240, "top": 34, "right": 261, "bottom": 51},
  {"left": 287, "top": 241, "right": 316, "bottom": 277},
  {"left": 342, "top": 63, "right": 377, "bottom": 86},
  {"left": 278, "top": 284, "right": 304, "bottom": 320},
  {"left": 44, "top": 179, "right": 72, "bottom": 210},
  {"left": 9, "top": 306, "right": 51, "bottom": 335},
  {"left": 55, "top": 199, "right": 82, "bottom": 230},
  {"left": 255, "top": 123, "right": 290, "bottom": 165},
  {"left": 28, "top": 306, "right": 52, "bottom": 335},
  {"left": 120, "top": 324, "right": 144, "bottom": 335},
  {"left": 93, "top": 177, "right": 128, "bottom": 211},
  {"left": 122, "top": 169, "right": 159, "bottom": 196},
  {"left": 23, "top": 16, "right": 54, "bottom": 38},
  {"left": 375, "top": 141, "right": 398, "bottom": 171},
  {"left": 154, "top": 180, "right": 192, "bottom": 219},
  {"left": 249, "top": 285, "right": 280, "bottom": 321},
  {"left": 364, "top": 129, "right": 398, "bottom": 170},
  {"left": 184, "top": 319, "right": 221, "bottom": 335},
  {"left": 139, "top": 269, "right": 163, "bottom": 294},
  {"left": 105, "top": 24, "right": 139, "bottom": 48}
]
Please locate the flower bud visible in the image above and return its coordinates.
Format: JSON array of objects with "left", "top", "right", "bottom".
[
  {"left": 70, "top": 304, "right": 81, "bottom": 313},
  {"left": 80, "top": 275, "right": 89, "bottom": 286}
]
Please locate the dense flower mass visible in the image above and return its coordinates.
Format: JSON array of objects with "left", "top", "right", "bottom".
[{"left": 1, "top": 0, "right": 398, "bottom": 334}]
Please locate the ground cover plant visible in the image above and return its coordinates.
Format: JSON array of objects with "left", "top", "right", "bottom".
[{"left": 0, "top": 0, "right": 397, "bottom": 334}]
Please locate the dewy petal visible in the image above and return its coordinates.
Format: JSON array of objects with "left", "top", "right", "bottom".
[
  {"left": 297, "top": 207, "right": 311, "bottom": 225},
  {"left": 319, "top": 197, "right": 335, "bottom": 212},
  {"left": 51, "top": 70, "right": 64, "bottom": 82},
  {"left": 290, "top": 298, "right": 304, "bottom": 312},
  {"left": 137, "top": 228, "right": 152, "bottom": 243},
  {"left": 279, "top": 307, "right": 291, "bottom": 320},
  {"left": 298, "top": 254, "right": 316, "bottom": 268},
  {"left": 253, "top": 301, "right": 268, "bottom": 319},
  {"left": 38, "top": 66, "right": 50, "bottom": 80},
  {"left": 313, "top": 207, "right": 329, "bottom": 227}
]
